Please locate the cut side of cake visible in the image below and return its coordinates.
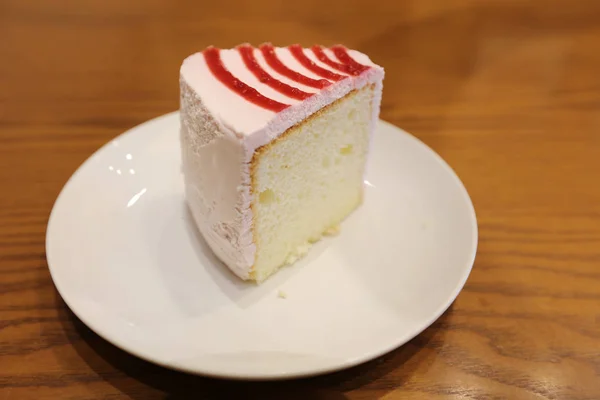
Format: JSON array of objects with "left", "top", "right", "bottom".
[{"left": 180, "top": 43, "right": 384, "bottom": 282}]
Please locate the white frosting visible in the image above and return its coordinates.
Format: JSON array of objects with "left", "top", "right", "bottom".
[{"left": 180, "top": 45, "right": 384, "bottom": 279}]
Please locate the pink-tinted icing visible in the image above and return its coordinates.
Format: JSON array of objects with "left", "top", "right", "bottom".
[{"left": 203, "top": 44, "right": 373, "bottom": 111}]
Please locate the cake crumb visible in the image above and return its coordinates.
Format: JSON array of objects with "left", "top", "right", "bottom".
[
  {"left": 324, "top": 225, "right": 341, "bottom": 236},
  {"left": 285, "top": 243, "right": 312, "bottom": 265},
  {"left": 278, "top": 290, "right": 287, "bottom": 299},
  {"left": 284, "top": 254, "right": 298, "bottom": 265}
]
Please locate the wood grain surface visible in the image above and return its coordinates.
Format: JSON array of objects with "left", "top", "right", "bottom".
[{"left": 1, "top": 0, "right": 600, "bottom": 399}]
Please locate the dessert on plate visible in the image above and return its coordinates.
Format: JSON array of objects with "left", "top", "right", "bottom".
[{"left": 179, "top": 43, "right": 384, "bottom": 282}]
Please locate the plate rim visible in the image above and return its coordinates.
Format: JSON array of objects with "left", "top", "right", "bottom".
[{"left": 46, "top": 111, "right": 478, "bottom": 380}]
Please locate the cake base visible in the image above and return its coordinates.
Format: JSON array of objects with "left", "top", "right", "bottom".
[{"left": 249, "top": 85, "right": 375, "bottom": 282}]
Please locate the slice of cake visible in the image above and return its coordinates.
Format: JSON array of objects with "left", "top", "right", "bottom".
[{"left": 180, "top": 43, "right": 384, "bottom": 282}]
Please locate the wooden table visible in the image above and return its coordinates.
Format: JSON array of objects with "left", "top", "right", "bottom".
[{"left": 2, "top": 0, "right": 599, "bottom": 398}]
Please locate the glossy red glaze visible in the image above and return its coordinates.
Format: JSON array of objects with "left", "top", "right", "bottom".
[
  {"left": 331, "top": 46, "right": 370, "bottom": 74},
  {"left": 259, "top": 44, "right": 331, "bottom": 89},
  {"left": 237, "top": 45, "right": 312, "bottom": 100},
  {"left": 311, "top": 45, "right": 369, "bottom": 76},
  {"left": 203, "top": 46, "right": 289, "bottom": 112},
  {"left": 288, "top": 45, "right": 346, "bottom": 82}
]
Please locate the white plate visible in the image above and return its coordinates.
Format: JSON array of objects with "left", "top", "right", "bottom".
[{"left": 46, "top": 112, "right": 477, "bottom": 380}]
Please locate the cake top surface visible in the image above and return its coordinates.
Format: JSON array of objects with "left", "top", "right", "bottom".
[{"left": 180, "top": 44, "right": 384, "bottom": 137}]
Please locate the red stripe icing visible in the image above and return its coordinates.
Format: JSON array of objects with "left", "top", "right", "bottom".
[
  {"left": 331, "top": 46, "right": 370, "bottom": 73},
  {"left": 203, "top": 46, "right": 289, "bottom": 112},
  {"left": 311, "top": 45, "right": 369, "bottom": 76},
  {"left": 288, "top": 45, "right": 347, "bottom": 82},
  {"left": 259, "top": 44, "right": 331, "bottom": 89},
  {"left": 237, "top": 45, "right": 313, "bottom": 101}
]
